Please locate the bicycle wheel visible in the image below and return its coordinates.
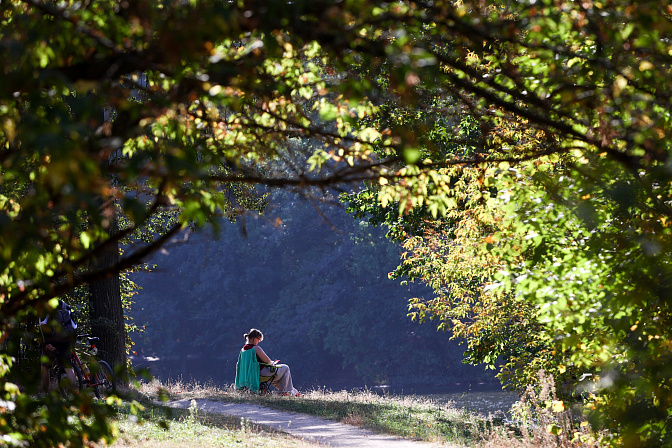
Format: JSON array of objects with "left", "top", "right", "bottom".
[
  {"left": 92, "top": 361, "right": 115, "bottom": 400},
  {"left": 57, "top": 364, "right": 83, "bottom": 398}
]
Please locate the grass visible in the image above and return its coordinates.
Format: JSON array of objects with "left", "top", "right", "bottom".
[
  {"left": 103, "top": 390, "right": 321, "bottom": 448},
  {"left": 103, "top": 375, "right": 606, "bottom": 448},
  {"left": 126, "top": 379, "right": 498, "bottom": 447},
  {"left": 230, "top": 388, "right": 491, "bottom": 444}
]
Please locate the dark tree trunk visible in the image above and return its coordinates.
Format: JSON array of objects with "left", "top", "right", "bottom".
[{"left": 89, "top": 216, "right": 128, "bottom": 384}]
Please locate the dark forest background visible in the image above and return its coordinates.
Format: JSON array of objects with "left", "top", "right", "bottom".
[{"left": 129, "top": 191, "right": 496, "bottom": 390}]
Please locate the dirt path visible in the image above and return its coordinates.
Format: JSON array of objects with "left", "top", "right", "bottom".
[{"left": 166, "top": 398, "right": 464, "bottom": 447}]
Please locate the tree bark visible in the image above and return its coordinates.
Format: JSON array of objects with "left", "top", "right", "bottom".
[{"left": 89, "top": 215, "right": 128, "bottom": 384}]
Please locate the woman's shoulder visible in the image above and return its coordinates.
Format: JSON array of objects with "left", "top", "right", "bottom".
[{"left": 252, "top": 345, "right": 267, "bottom": 355}]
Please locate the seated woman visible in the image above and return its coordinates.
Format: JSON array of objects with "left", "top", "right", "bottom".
[{"left": 237, "top": 328, "right": 300, "bottom": 396}]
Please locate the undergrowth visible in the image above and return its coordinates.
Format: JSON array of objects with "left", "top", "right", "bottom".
[{"left": 482, "top": 372, "right": 607, "bottom": 448}]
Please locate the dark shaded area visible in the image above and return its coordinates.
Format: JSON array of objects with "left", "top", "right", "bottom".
[{"left": 129, "top": 192, "right": 496, "bottom": 389}]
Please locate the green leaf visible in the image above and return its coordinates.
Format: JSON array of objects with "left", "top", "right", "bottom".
[{"left": 402, "top": 147, "right": 421, "bottom": 164}]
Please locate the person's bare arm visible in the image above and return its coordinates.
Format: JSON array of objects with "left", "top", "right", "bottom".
[{"left": 254, "top": 346, "right": 274, "bottom": 364}]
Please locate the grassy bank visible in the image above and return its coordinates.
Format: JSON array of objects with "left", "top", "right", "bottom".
[
  {"left": 131, "top": 380, "right": 497, "bottom": 446},
  {"left": 220, "top": 387, "right": 490, "bottom": 445},
  {"left": 105, "top": 379, "right": 605, "bottom": 448},
  {"left": 107, "top": 394, "right": 321, "bottom": 448},
  {"left": 106, "top": 380, "right": 486, "bottom": 447}
]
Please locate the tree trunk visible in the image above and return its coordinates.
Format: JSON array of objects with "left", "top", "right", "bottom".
[{"left": 89, "top": 216, "right": 128, "bottom": 384}]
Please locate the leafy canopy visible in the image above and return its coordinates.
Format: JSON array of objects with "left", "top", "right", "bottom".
[
  {"left": 3, "top": 0, "right": 672, "bottom": 446},
  {"left": 343, "top": 1, "right": 672, "bottom": 446}
]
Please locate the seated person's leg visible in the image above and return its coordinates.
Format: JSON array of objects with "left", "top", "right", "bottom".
[{"left": 270, "top": 364, "right": 295, "bottom": 394}]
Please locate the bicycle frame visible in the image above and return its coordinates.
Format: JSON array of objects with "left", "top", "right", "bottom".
[
  {"left": 50, "top": 335, "right": 114, "bottom": 399},
  {"left": 71, "top": 335, "right": 115, "bottom": 397},
  {"left": 70, "top": 349, "right": 103, "bottom": 387}
]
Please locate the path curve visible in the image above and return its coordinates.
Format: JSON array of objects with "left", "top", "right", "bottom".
[{"left": 166, "top": 398, "right": 463, "bottom": 447}]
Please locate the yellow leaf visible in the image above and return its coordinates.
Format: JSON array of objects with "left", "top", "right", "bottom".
[
  {"left": 552, "top": 400, "right": 565, "bottom": 412},
  {"left": 613, "top": 75, "right": 628, "bottom": 97},
  {"left": 639, "top": 61, "right": 654, "bottom": 71},
  {"left": 80, "top": 232, "right": 92, "bottom": 249}
]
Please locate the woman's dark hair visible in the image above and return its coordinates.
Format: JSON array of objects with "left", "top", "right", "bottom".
[{"left": 244, "top": 328, "right": 263, "bottom": 341}]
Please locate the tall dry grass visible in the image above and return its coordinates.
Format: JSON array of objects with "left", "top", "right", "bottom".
[
  {"left": 133, "top": 377, "right": 226, "bottom": 401},
  {"left": 481, "top": 371, "right": 606, "bottom": 448}
]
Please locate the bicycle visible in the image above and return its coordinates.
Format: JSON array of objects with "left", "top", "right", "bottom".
[{"left": 54, "top": 334, "right": 116, "bottom": 400}]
